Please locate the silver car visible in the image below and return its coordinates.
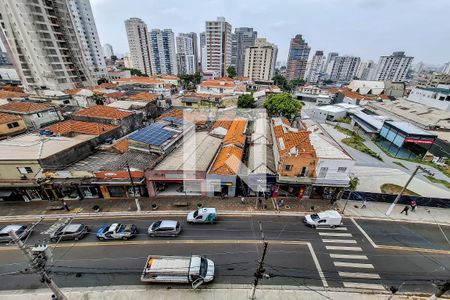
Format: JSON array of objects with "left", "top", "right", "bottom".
[
  {"left": 148, "top": 220, "right": 181, "bottom": 237},
  {"left": 0, "top": 225, "right": 30, "bottom": 243},
  {"left": 49, "top": 224, "right": 88, "bottom": 242}
]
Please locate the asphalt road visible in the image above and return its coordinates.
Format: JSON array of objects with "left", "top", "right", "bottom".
[{"left": 0, "top": 215, "right": 449, "bottom": 294}]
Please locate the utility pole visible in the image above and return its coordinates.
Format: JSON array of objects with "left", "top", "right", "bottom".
[
  {"left": 386, "top": 165, "right": 433, "bottom": 216},
  {"left": 429, "top": 281, "right": 450, "bottom": 299},
  {"left": 8, "top": 231, "right": 68, "bottom": 300},
  {"left": 126, "top": 161, "right": 141, "bottom": 212}
]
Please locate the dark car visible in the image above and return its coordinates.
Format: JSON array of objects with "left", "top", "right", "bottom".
[
  {"left": 49, "top": 224, "right": 88, "bottom": 242},
  {"left": 0, "top": 225, "right": 30, "bottom": 243}
]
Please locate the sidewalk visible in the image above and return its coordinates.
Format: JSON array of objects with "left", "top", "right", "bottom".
[
  {"left": 338, "top": 199, "right": 450, "bottom": 225},
  {"left": 0, "top": 285, "right": 437, "bottom": 300}
]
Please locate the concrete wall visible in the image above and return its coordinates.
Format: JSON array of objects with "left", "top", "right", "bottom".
[
  {"left": 0, "top": 160, "right": 42, "bottom": 180},
  {"left": 407, "top": 88, "right": 450, "bottom": 112},
  {"left": 277, "top": 155, "right": 316, "bottom": 177},
  {"left": 22, "top": 109, "right": 61, "bottom": 130},
  {"left": 40, "top": 140, "right": 96, "bottom": 170},
  {"left": 315, "top": 158, "right": 355, "bottom": 186},
  {"left": 0, "top": 118, "right": 27, "bottom": 138},
  {"left": 73, "top": 112, "right": 144, "bottom": 136}
]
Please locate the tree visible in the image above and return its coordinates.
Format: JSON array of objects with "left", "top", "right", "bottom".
[
  {"left": 289, "top": 79, "right": 305, "bottom": 90},
  {"left": 124, "top": 68, "right": 146, "bottom": 77},
  {"left": 272, "top": 74, "right": 289, "bottom": 91},
  {"left": 97, "top": 77, "right": 109, "bottom": 85},
  {"left": 110, "top": 55, "right": 118, "bottom": 61},
  {"left": 179, "top": 72, "right": 202, "bottom": 89},
  {"left": 227, "top": 66, "right": 237, "bottom": 78},
  {"left": 263, "top": 93, "right": 302, "bottom": 118},
  {"left": 237, "top": 94, "right": 256, "bottom": 109},
  {"left": 323, "top": 79, "right": 334, "bottom": 85}
]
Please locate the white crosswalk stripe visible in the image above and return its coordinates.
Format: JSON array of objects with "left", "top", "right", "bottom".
[
  {"left": 322, "top": 239, "right": 357, "bottom": 244},
  {"left": 326, "top": 246, "right": 362, "bottom": 251},
  {"left": 319, "top": 232, "right": 352, "bottom": 237},
  {"left": 334, "top": 262, "right": 374, "bottom": 269},
  {"left": 330, "top": 254, "right": 368, "bottom": 260},
  {"left": 338, "top": 272, "right": 380, "bottom": 279},
  {"left": 343, "top": 282, "right": 385, "bottom": 290},
  {"left": 317, "top": 227, "right": 348, "bottom": 231}
]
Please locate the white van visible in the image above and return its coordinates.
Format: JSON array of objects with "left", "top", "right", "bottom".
[
  {"left": 141, "top": 255, "right": 214, "bottom": 289},
  {"left": 304, "top": 210, "right": 343, "bottom": 228}
]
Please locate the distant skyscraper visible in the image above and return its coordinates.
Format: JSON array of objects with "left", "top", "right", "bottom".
[
  {"left": 372, "top": 51, "right": 413, "bottom": 82},
  {"left": 356, "top": 60, "right": 376, "bottom": 80},
  {"left": 123, "top": 52, "right": 132, "bottom": 69},
  {"left": 103, "top": 44, "right": 114, "bottom": 59},
  {"left": 328, "top": 56, "right": 360, "bottom": 83},
  {"left": 0, "top": 0, "right": 97, "bottom": 91},
  {"left": 244, "top": 38, "right": 278, "bottom": 81},
  {"left": 231, "top": 27, "right": 257, "bottom": 76},
  {"left": 199, "top": 32, "right": 207, "bottom": 71},
  {"left": 205, "top": 17, "right": 232, "bottom": 77},
  {"left": 442, "top": 62, "right": 450, "bottom": 75},
  {"left": 149, "top": 29, "right": 177, "bottom": 75},
  {"left": 177, "top": 34, "right": 196, "bottom": 75},
  {"left": 306, "top": 51, "right": 325, "bottom": 84},
  {"left": 286, "top": 34, "right": 311, "bottom": 81},
  {"left": 323, "top": 52, "right": 338, "bottom": 74},
  {"left": 125, "top": 18, "right": 153, "bottom": 75},
  {"left": 184, "top": 33, "right": 198, "bottom": 73}
]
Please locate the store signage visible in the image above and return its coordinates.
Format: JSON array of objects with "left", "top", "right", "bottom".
[{"left": 404, "top": 138, "right": 434, "bottom": 145}]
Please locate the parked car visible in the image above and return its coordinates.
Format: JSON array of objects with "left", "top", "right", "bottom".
[
  {"left": 49, "top": 224, "right": 89, "bottom": 242},
  {"left": 148, "top": 220, "right": 181, "bottom": 237},
  {"left": 97, "top": 223, "right": 138, "bottom": 240},
  {"left": 0, "top": 225, "right": 30, "bottom": 243},
  {"left": 187, "top": 208, "right": 217, "bottom": 224},
  {"left": 304, "top": 210, "right": 343, "bottom": 228}
]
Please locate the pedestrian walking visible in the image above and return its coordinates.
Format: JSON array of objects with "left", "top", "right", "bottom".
[
  {"left": 361, "top": 199, "right": 367, "bottom": 209},
  {"left": 400, "top": 205, "right": 409, "bottom": 216},
  {"left": 410, "top": 200, "right": 417, "bottom": 212},
  {"left": 63, "top": 201, "right": 70, "bottom": 212}
]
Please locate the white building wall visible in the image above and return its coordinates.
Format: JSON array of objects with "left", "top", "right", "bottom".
[
  {"left": 373, "top": 51, "right": 413, "bottom": 82},
  {"left": 306, "top": 51, "right": 324, "bottom": 84},
  {"left": 315, "top": 159, "right": 355, "bottom": 186},
  {"left": 407, "top": 87, "right": 450, "bottom": 112},
  {"left": 243, "top": 38, "right": 277, "bottom": 81},
  {"left": 205, "top": 17, "right": 232, "bottom": 77},
  {"left": 125, "top": 18, "right": 152, "bottom": 75},
  {"left": 103, "top": 44, "right": 114, "bottom": 59}
]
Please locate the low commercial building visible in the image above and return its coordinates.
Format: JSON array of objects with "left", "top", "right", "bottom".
[
  {"left": 179, "top": 92, "right": 228, "bottom": 108},
  {"left": 197, "top": 78, "right": 244, "bottom": 95},
  {"left": 0, "top": 113, "right": 27, "bottom": 139},
  {"left": 407, "top": 87, "right": 450, "bottom": 112},
  {"left": 112, "top": 77, "right": 175, "bottom": 97},
  {"left": 0, "top": 102, "right": 62, "bottom": 130},
  {"left": 350, "top": 111, "right": 391, "bottom": 138},
  {"left": 312, "top": 105, "right": 347, "bottom": 122},
  {"left": 146, "top": 131, "right": 222, "bottom": 197}
]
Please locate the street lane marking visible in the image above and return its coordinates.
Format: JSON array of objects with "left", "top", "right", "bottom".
[
  {"left": 322, "top": 239, "right": 357, "bottom": 244},
  {"left": 338, "top": 272, "right": 380, "bottom": 279},
  {"left": 317, "top": 227, "right": 348, "bottom": 231},
  {"left": 334, "top": 262, "right": 374, "bottom": 269},
  {"left": 330, "top": 254, "right": 368, "bottom": 260},
  {"left": 350, "top": 218, "right": 378, "bottom": 248},
  {"left": 326, "top": 246, "right": 362, "bottom": 251},
  {"left": 306, "top": 242, "right": 328, "bottom": 287},
  {"left": 343, "top": 282, "right": 385, "bottom": 290},
  {"left": 319, "top": 232, "right": 352, "bottom": 237}
]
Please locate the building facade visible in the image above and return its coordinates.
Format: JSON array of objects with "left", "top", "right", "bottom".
[
  {"left": 205, "top": 17, "right": 232, "bottom": 77},
  {"left": 286, "top": 35, "right": 310, "bottom": 81},
  {"left": 231, "top": 27, "right": 257, "bottom": 77},
  {"left": 103, "top": 43, "right": 114, "bottom": 59},
  {"left": 149, "top": 29, "right": 177, "bottom": 75},
  {"left": 372, "top": 51, "right": 413, "bottom": 82},
  {"left": 124, "top": 18, "right": 152, "bottom": 75},
  {"left": 355, "top": 60, "right": 376, "bottom": 80},
  {"left": 328, "top": 56, "right": 360, "bottom": 83},
  {"left": 323, "top": 52, "right": 338, "bottom": 75},
  {"left": 0, "top": 0, "right": 96, "bottom": 91},
  {"left": 306, "top": 51, "right": 324, "bottom": 84},
  {"left": 243, "top": 38, "right": 278, "bottom": 81},
  {"left": 176, "top": 34, "right": 196, "bottom": 75}
]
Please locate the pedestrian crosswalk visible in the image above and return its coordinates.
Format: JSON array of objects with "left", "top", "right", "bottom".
[{"left": 317, "top": 225, "right": 384, "bottom": 291}]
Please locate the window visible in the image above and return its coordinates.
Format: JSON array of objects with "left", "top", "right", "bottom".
[
  {"left": 300, "top": 167, "right": 308, "bottom": 177},
  {"left": 7, "top": 122, "right": 19, "bottom": 129},
  {"left": 318, "top": 167, "right": 328, "bottom": 178},
  {"left": 338, "top": 167, "right": 347, "bottom": 173},
  {"left": 284, "top": 165, "right": 293, "bottom": 171},
  {"left": 17, "top": 167, "right": 33, "bottom": 174}
]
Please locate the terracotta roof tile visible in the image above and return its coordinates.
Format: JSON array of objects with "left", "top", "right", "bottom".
[
  {"left": 99, "top": 83, "right": 119, "bottom": 89},
  {"left": 150, "top": 75, "right": 179, "bottom": 80},
  {"left": 209, "top": 145, "right": 243, "bottom": 176},
  {"left": 128, "top": 92, "right": 159, "bottom": 101},
  {"left": 223, "top": 118, "right": 247, "bottom": 146},
  {"left": 199, "top": 79, "right": 236, "bottom": 88},
  {"left": 105, "top": 92, "right": 126, "bottom": 100},
  {"left": 0, "top": 101, "right": 51, "bottom": 113},
  {"left": 0, "top": 90, "right": 28, "bottom": 99},
  {"left": 158, "top": 109, "right": 208, "bottom": 126},
  {"left": 114, "top": 77, "right": 163, "bottom": 84},
  {"left": 74, "top": 105, "right": 134, "bottom": 120},
  {"left": 0, "top": 113, "right": 22, "bottom": 124},
  {"left": 211, "top": 119, "right": 233, "bottom": 130},
  {"left": 272, "top": 119, "right": 316, "bottom": 159},
  {"left": 44, "top": 120, "right": 118, "bottom": 136},
  {"left": 112, "top": 138, "right": 129, "bottom": 153}
]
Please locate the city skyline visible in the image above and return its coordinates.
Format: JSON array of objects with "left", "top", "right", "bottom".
[{"left": 91, "top": 0, "right": 450, "bottom": 65}]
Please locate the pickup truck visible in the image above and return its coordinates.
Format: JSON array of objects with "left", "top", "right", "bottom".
[
  {"left": 141, "top": 255, "right": 214, "bottom": 289},
  {"left": 96, "top": 223, "right": 138, "bottom": 240},
  {"left": 187, "top": 208, "right": 217, "bottom": 224}
]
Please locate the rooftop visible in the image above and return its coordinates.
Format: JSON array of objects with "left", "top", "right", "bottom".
[
  {"left": 309, "top": 133, "right": 352, "bottom": 160},
  {"left": 248, "top": 143, "right": 276, "bottom": 175},
  {"left": 272, "top": 117, "right": 316, "bottom": 159},
  {"left": 158, "top": 109, "right": 208, "bottom": 127},
  {"left": 209, "top": 145, "right": 244, "bottom": 176},
  {"left": 315, "top": 105, "right": 347, "bottom": 113},
  {"left": 44, "top": 120, "right": 118, "bottom": 136},
  {"left": 74, "top": 105, "right": 134, "bottom": 120},
  {"left": 0, "top": 113, "right": 22, "bottom": 124},
  {"left": 0, "top": 90, "right": 28, "bottom": 99},
  {"left": 199, "top": 79, "right": 236, "bottom": 88},
  {"left": 422, "top": 87, "right": 450, "bottom": 95},
  {"left": 107, "top": 101, "right": 148, "bottom": 110},
  {"left": 113, "top": 77, "right": 164, "bottom": 85},
  {"left": 384, "top": 121, "right": 437, "bottom": 137},
  {"left": 128, "top": 92, "right": 159, "bottom": 101},
  {"left": 129, "top": 118, "right": 192, "bottom": 147},
  {"left": 0, "top": 102, "right": 52, "bottom": 114},
  {"left": 223, "top": 118, "right": 247, "bottom": 146}
]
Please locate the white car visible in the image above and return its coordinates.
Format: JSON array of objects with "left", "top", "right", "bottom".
[{"left": 304, "top": 210, "right": 343, "bottom": 228}]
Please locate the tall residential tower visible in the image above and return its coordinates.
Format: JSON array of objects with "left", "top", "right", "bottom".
[
  {"left": 125, "top": 18, "right": 152, "bottom": 75},
  {"left": 372, "top": 51, "right": 413, "bottom": 82},
  {"left": 244, "top": 38, "right": 277, "bottom": 81},
  {"left": 205, "top": 17, "right": 232, "bottom": 77},
  {"left": 231, "top": 27, "right": 257, "bottom": 76},
  {"left": 286, "top": 34, "right": 310, "bottom": 81},
  {"left": 149, "top": 29, "right": 177, "bottom": 75}
]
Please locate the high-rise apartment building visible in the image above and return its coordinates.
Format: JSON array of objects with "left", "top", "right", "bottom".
[
  {"left": 231, "top": 27, "right": 257, "bottom": 76},
  {"left": 125, "top": 18, "right": 152, "bottom": 75},
  {"left": 328, "top": 56, "right": 360, "bottom": 83},
  {"left": 199, "top": 32, "right": 206, "bottom": 71},
  {"left": 286, "top": 34, "right": 310, "bottom": 81},
  {"left": 149, "top": 29, "right": 177, "bottom": 75},
  {"left": 356, "top": 60, "right": 376, "bottom": 80},
  {"left": 323, "top": 52, "right": 338, "bottom": 74},
  {"left": 103, "top": 44, "right": 114, "bottom": 59},
  {"left": 372, "top": 51, "right": 413, "bottom": 82},
  {"left": 306, "top": 51, "right": 324, "bottom": 84},
  {"left": 68, "top": 0, "right": 106, "bottom": 79},
  {"left": 182, "top": 32, "right": 198, "bottom": 73},
  {"left": 176, "top": 34, "right": 196, "bottom": 75},
  {"left": 0, "top": 0, "right": 98, "bottom": 91},
  {"left": 205, "top": 17, "right": 232, "bottom": 77},
  {"left": 244, "top": 38, "right": 277, "bottom": 81},
  {"left": 442, "top": 62, "right": 450, "bottom": 75}
]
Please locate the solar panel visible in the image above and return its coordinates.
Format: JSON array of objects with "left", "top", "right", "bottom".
[{"left": 129, "top": 123, "right": 176, "bottom": 146}]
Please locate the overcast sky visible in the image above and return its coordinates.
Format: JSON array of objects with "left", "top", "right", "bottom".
[{"left": 90, "top": 0, "right": 450, "bottom": 65}]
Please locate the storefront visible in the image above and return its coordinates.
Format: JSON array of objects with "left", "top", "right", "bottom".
[{"left": 94, "top": 171, "right": 148, "bottom": 199}]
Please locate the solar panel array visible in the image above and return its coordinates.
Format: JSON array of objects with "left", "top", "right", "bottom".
[{"left": 129, "top": 123, "right": 176, "bottom": 146}]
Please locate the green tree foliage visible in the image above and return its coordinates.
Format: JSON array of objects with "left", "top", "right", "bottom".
[
  {"left": 263, "top": 93, "right": 302, "bottom": 118},
  {"left": 289, "top": 79, "right": 305, "bottom": 90},
  {"left": 124, "top": 68, "right": 147, "bottom": 77},
  {"left": 110, "top": 55, "right": 118, "bottom": 61},
  {"left": 349, "top": 176, "right": 359, "bottom": 191},
  {"left": 179, "top": 72, "right": 202, "bottom": 89},
  {"left": 237, "top": 94, "right": 256, "bottom": 108},
  {"left": 272, "top": 73, "right": 289, "bottom": 91},
  {"left": 97, "top": 77, "right": 109, "bottom": 85},
  {"left": 227, "top": 66, "right": 237, "bottom": 78}
]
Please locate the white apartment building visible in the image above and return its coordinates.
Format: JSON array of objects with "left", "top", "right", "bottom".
[
  {"left": 356, "top": 60, "right": 376, "bottom": 80},
  {"left": 125, "top": 18, "right": 152, "bottom": 75},
  {"left": 149, "top": 29, "right": 177, "bottom": 75},
  {"left": 68, "top": 0, "right": 106, "bottom": 79},
  {"left": 103, "top": 43, "right": 114, "bottom": 59},
  {"left": 244, "top": 38, "right": 277, "bottom": 81},
  {"left": 205, "top": 17, "right": 232, "bottom": 77},
  {"left": 323, "top": 52, "right": 338, "bottom": 74},
  {"left": 328, "top": 56, "right": 360, "bottom": 83},
  {"left": 232, "top": 27, "right": 257, "bottom": 76},
  {"left": 177, "top": 34, "right": 196, "bottom": 75},
  {"left": 372, "top": 51, "right": 413, "bottom": 82},
  {"left": 306, "top": 50, "right": 324, "bottom": 84},
  {"left": 123, "top": 52, "right": 132, "bottom": 68},
  {"left": 0, "top": 0, "right": 96, "bottom": 91}
]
